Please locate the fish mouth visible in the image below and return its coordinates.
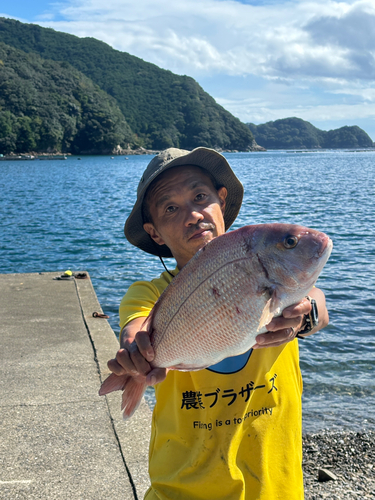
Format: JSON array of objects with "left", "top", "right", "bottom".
[
  {"left": 296, "top": 231, "right": 332, "bottom": 260},
  {"left": 316, "top": 233, "right": 333, "bottom": 259}
]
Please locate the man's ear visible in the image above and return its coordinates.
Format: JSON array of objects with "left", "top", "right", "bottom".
[
  {"left": 143, "top": 223, "right": 166, "bottom": 246},
  {"left": 217, "top": 186, "right": 227, "bottom": 214}
]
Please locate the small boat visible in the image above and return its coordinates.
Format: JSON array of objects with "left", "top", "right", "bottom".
[{"left": 0, "top": 155, "right": 36, "bottom": 161}]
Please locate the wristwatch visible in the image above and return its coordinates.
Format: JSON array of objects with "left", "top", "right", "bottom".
[{"left": 296, "top": 296, "right": 319, "bottom": 338}]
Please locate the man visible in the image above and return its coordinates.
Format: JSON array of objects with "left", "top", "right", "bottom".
[{"left": 107, "top": 147, "right": 329, "bottom": 499}]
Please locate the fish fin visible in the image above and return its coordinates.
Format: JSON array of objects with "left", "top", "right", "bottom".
[
  {"left": 98, "top": 373, "right": 129, "bottom": 395},
  {"left": 145, "top": 299, "right": 163, "bottom": 344},
  {"left": 170, "top": 364, "right": 209, "bottom": 371},
  {"left": 141, "top": 315, "right": 151, "bottom": 331},
  {"left": 257, "top": 297, "right": 281, "bottom": 331},
  {"left": 99, "top": 373, "right": 147, "bottom": 420},
  {"left": 120, "top": 377, "right": 147, "bottom": 420}
]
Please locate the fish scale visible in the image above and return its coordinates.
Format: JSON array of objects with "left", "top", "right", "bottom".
[
  {"left": 99, "top": 223, "right": 332, "bottom": 419},
  {"left": 153, "top": 260, "right": 263, "bottom": 368}
]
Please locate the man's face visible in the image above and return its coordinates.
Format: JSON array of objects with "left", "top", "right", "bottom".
[{"left": 143, "top": 165, "right": 227, "bottom": 269}]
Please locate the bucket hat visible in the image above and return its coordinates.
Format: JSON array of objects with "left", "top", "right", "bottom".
[{"left": 125, "top": 147, "right": 244, "bottom": 257}]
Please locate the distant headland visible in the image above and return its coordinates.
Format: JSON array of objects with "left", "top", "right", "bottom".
[
  {"left": 247, "top": 117, "right": 374, "bottom": 150},
  {"left": 0, "top": 18, "right": 372, "bottom": 156}
]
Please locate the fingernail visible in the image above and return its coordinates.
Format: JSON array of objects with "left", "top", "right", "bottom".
[
  {"left": 149, "top": 375, "right": 156, "bottom": 386},
  {"left": 283, "top": 310, "right": 292, "bottom": 318},
  {"left": 146, "top": 350, "right": 154, "bottom": 362},
  {"left": 256, "top": 336, "right": 265, "bottom": 344}
]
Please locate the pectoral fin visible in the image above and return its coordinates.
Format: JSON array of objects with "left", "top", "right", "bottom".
[{"left": 257, "top": 297, "right": 281, "bottom": 331}]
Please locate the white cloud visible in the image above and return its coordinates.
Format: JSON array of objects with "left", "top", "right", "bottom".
[
  {"left": 219, "top": 97, "right": 375, "bottom": 124},
  {"left": 38, "top": 0, "right": 375, "bottom": 82},
  {"left": 3, "top": 0, "right": 374, "bottom": 137},
  {"left": 331, "top": 87, "right": 375, "bottom": 101}
]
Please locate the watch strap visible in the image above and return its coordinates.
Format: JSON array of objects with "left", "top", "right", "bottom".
[{"left": 296, "top": 296, "right": 318, "bottom": 338}]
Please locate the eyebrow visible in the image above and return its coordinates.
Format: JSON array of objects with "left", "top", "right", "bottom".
[
  {"left": 155, "top": 194, "right": 172, "bottom": 208},
  {"left": 154, "top": 180, "right": 210, "bottom": 208}
]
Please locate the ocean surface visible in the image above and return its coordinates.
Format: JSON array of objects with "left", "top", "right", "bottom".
[{"left": 1, "top": 151, "right": 374, "bottom": 434}]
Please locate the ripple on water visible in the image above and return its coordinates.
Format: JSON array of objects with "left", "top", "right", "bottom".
[{"left": 1, "top": 151, "right": 374, "bottom": 433}]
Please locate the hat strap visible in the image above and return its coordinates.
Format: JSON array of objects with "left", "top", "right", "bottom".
[
  {"left": 148, "top": 235, "right": 175, "bottom": 278},
  {"left": 158, "top": 254, "right": 175, "bottom": 278}
]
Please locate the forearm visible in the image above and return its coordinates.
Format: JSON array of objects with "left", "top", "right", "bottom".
[
  {"left": 116, "top": 316, "right": 166, "bottom": 385},
  {"left": 119, "top": 316, "right": 148, "bottom": 348}
]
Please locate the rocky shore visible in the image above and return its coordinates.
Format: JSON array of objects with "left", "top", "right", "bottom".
[
  {"left": 112, "top": 140, "right": 266, "bottom": 155},
  {"left": 303, "top": 430, "right": 375, "bottom": 499},
  {"left": 2, "top": 141, "right": 266, "bottom": 159}
]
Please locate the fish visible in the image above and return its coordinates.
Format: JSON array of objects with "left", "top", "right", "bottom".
[{"left": 99, "top": 223, "right": 332, "bottom": 419}]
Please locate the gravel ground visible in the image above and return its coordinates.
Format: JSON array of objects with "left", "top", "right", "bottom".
[{"left": 303, "top": 430, "right": 375, "bottom": 499}]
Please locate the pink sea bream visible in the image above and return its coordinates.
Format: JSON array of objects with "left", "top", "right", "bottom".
[{"left": 99, "top": 223, "right": 333, "bottom": 419}]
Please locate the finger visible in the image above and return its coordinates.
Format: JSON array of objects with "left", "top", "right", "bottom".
[
  {"left": 125, "top": 343, "right": 151, "bottom": 376},
  {"left": 135, "top": 330, "right": 154, "bottom": 362},
  {"left": 255, "top": 327, "right": 296, "bottom": 348},
  {"left": 282, "top": 298, "right": 311, "bottom": 318},
  {"left": 115, "top": 348, "right": 139, "bottom": 375},
  {"left": 266, "top": 315, "right": 303, "bottom": 332},
  {"left": 146, "top": 367, "right": 168, "bottom": 386},
  {"left": 107, "top": 357, "right": 128, "bottom": 376},
  {"left": 253, "top": 341, "right": 288, "bottom": 349}
]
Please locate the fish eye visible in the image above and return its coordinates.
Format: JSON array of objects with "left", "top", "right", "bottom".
[{"left": 283, "top": 235, "right": 299, "bottom": 249}]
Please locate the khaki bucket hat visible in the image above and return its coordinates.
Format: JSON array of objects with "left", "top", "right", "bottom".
[{"left": 125, "top": 147, "right": 244, "bottom": 257}]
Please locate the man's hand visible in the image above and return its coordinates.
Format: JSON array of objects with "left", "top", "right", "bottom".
[
  {"left": 107, "top": 317, "right": 167, "bottom": 386},
  {"left": 253, "top": 287, "right": 329, "bottom": 349}
]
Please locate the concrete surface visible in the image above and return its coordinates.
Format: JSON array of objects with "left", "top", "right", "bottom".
[{"left": 0, "top": 272, "right": 152, "bottom": 500}]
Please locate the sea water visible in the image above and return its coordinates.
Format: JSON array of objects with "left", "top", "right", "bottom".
[{"left": 1, "top": 151, "right": 374, "bottom": 433}]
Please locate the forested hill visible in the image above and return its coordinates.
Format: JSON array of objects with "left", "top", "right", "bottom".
[
  {"left": 247, "top": 117, "right": 374, "bottom": 150},
  {"left": 0, "top": 42, "right": 134, "bottom": 154},
  {"left": 0, "top": 17, "right": 255, "bottom": 153}
]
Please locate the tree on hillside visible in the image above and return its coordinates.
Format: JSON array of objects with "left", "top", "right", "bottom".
[
  {"left": 0, "top": 42, "right": 134, "bottom": 154},
  {"left": 0, "top": 17, "right": 255, "bottom": 151},
  {"left": 247, "top": 118, "right": 373, "bottom": 149}
]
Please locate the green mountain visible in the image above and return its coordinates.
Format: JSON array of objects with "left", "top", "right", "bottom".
[
  {"left": 0, "top": 42, "right": 134, "bottom": 154},
  {"left": 247, "top": 117, "right": 374, "bottom": 149},
  {"left": 0, "top": 17, "right": 255, "bottom": 153}
]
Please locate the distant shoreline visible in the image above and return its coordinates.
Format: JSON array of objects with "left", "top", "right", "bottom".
[{"left": 2, "top": 146, "right": 375, "bottom": 160}]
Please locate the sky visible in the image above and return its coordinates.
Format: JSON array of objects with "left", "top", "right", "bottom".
[{"left": 1, "top": 0, "right": 375, "bottom": 140}]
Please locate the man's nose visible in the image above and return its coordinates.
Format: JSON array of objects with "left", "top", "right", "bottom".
[{"left": 184, "top": 204, "right": 204, "bottom": 226}]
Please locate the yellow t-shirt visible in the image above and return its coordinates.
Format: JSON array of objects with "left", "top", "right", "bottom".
[{"left": 119, "top": 269, "right": 304, "bottom": 500}]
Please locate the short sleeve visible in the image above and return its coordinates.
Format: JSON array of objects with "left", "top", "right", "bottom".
[{"left": 119, "top": 280, "right": 161, "bottom": 330}]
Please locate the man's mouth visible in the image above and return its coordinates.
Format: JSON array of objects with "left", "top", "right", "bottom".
[{"left": 188, "top": 223, "right": 215, "bottom": 240}]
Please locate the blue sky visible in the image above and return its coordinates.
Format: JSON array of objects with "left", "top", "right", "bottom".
[{"left": 2, "top": 0, "right": 375, "bottom": 140}]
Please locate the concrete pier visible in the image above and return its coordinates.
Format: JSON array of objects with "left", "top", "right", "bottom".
[{"left": 0, "top": 272, "right": 152, "bottom": 500}]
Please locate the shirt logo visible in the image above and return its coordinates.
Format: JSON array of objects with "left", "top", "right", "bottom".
[{"left": 206, "top": 349, "right": 253, "bottom": 374}]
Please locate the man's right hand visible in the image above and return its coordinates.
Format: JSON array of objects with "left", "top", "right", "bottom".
[{"left": 107, "top": 317, "right": 168, "bottom": 386}]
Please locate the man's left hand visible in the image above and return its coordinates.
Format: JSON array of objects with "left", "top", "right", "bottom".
[{"left": 253, "top": 297, "right": 312, "bottom": 349}]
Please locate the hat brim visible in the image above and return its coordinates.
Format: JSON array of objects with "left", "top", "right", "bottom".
[{"left": 125, "top": 147, "right": 244, "bottom": 257}]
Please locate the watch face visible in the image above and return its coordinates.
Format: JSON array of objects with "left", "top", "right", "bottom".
[{"left": 310, "top": 298, "right": 319, "bottom": 326}]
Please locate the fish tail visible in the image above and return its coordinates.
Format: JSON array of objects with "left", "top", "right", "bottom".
[
  {"left": 98, "top": 373, "right": 147, "bottom": 420},
  {"left": 98, "top": 373, "right": 130, "bottom": 395},
  {"left": 120, "top": 377, "right": 147, "bottom": 420}
]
